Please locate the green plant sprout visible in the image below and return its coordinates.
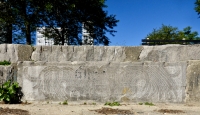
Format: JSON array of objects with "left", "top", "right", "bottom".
[
  {"left": 62, "top": 100, "right": 68, "bottom": 105},
  {"left": 104, "top": 102, "right": 120, "bottom": 106}
]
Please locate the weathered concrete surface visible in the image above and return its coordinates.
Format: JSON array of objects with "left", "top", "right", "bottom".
[
  {"left": 186, "top": 60, "right": 200, "bottom": 103},
  {"left": 17, "top": 61, "right": 186, "bottom": 103},
  {"left": 31, "top": 46, "right": 143, "bottom": 62},
  {"left": 30, "top": 44, "right": 200, "bottom": 62},
  {"left": 139, "top": 44, "right": 200, "bottom": 62},
  {"left": 0, "top": 44, "right": 33, "bottom": 62},
  {"left": 124, "top": 47, "right": 143, "bottom": 61},
  {"left": 3, "top": 44, "right": 200, "bottom": 63}
]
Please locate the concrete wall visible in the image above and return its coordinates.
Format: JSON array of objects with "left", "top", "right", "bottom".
[{"left": 1, "top": 44, "right": 200, "bottom": 103}]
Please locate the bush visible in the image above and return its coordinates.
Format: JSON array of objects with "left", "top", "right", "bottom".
[{"left": 0, "top": 80, "right": 23, "bottom": 104}]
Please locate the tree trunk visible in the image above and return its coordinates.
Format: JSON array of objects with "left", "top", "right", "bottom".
[
  {"left": 6, "top": 23, "right": 12, "bottom": 43},
  {"left": 61, "top": 27, "right": 65, "bottom": 45},
  {"left": 25, "top": 23, "right": 31, "bottom": 45},
  {"left": 22, "top": 0, "right": 31, "bottom": 45},
  {"left": 61, "top": 34, "right": 65, "bottom": 45}
]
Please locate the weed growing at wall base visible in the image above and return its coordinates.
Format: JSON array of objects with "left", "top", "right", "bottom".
[
  {"left": 138, "top": 102, "right": 155, "bottom": 106},
  {"left": 104, "top": 102, "right": 120, "bottom": 106},
  {"left": 0, "top": 60, "right": 11, "bottom": 65},
  {"left": 62, "top": 100, "right": 68, "bottom": 105},
  {"left": 144, "top": 102, "right": 155, "bottom": 106},
  {"left": 138, "top": 102, "right": 143, "bottom": 105}
]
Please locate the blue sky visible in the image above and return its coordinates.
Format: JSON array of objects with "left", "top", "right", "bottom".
[{"left": 105, "top": 0, "right": 200, "bottom": 46}]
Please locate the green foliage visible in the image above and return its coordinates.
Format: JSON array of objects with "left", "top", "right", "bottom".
[
  {"left": 0, "top": 60, "right": 11, "bottom": 65},
  {"left": 144, "top": 102, "right": 155, "bottom": 106},
  {"left": 146, "top": 24, "right": 200, "bottom": 44},
  {"left": 138, "top": 102, "right": 143, "bottom": 105},
  {"left": 0, "top": 80, "right": 22, "bottom": 104},
  {"left": 62, "top": 100, "right": 68, "bottom": 105},
  {"left": 195, "top": 0, "right": 200, "bottom": 16},
  {"left": 0, "top": 0, "right": 118, "bottom": 45},
  {"left": 138, "top": 102, "right": 154, "bottom": 106},
  {"left": 104, "top": 102, "right": 120, "bottom": 106}
]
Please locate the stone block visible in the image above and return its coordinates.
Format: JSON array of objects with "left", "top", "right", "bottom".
[
  {"left": 0, "top": 44, "right": 32, "bottom": 62},
  {"left": 71, "top": 46, "right": 85, "bottom": 61},
  {"left": 31, "top": 45, "right": 42, "bottom": 61},
  {"left": 72, "top": 46, "right": 94, "bottom": 61},
  {"left": 124, "top": 46, "right": 143, "bottom": 62},
  {"left": 62, "top": 46, "right": 74, "bottom": 61},
  {"left": 93, "top": 46, "right": 126, "bottom": 61},
  {"left": 18, "top": 61, "right": 186, "bottom": 103},
  {"left": 185, "top": 45, "right": 200, "bottom": 60},
  {"left": 113, "top": 46, "right": 126, "bottom": 61},
  {"left": 0, "top": 65, "right": 17, "bottom": 85},
  {"left": 32, "top": 45, "right": 52, "bottom": 61},
  {"left": 139, "top": 45, "right": 200, "bottom": 62},
  {"left": 0, "top": 44, "right": 9, "bottom": 62},
  {"left": 17, "top": 45, "right": 33, "bottom": 61},
  {"left": 186, "top": 60, "right": 200, "bottom": 103},
  {"left": 94, "top": 46, "right": 105, "bottom": 61},
  {"left": 85, "top": 46, "right": 94, "bottom": 61},
  {"left": 49, "top": 46, "right": 64, "bottom": 62},
  {"left": 139, "top": 45, "right": 185, "bottom": 62}
]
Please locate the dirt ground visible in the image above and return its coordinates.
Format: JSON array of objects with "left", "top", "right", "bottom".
[{"left": 0, "top": 101, "right": 200, "bottom": 115}]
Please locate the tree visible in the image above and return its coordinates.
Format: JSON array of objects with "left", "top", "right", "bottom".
[
  {"left": 195, "top": 0, "right": 200, "bottom": 17},
  {"left": 0, "top": 0, "right": 40, "bottom": 45},
  {"left": 146, "top": 25, "right": 178, "bottom": 40},
  {"left": 11, "top": 0, "right": 43, "bottom": 45},
  {"left": 146, "top": 25, "right": 200, "bottom": 42},
  {"left": 39, "top": 0, "right": 119, "bottom": 45},
  {"left": 0, "top": 0, "right": 14, "bottom": 43},
  {"left": 182, "top": 26, "right": 200, "bottom": 40},
  {"left": 0, "top": 0, "right": 118, "bottom": 45}
]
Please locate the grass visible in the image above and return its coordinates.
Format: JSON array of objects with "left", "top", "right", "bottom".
[{"left": 138, "top": 102, "right": 155, "bottom": 106}]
